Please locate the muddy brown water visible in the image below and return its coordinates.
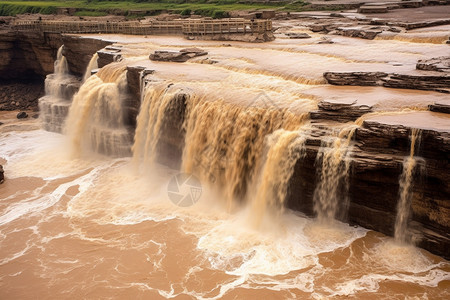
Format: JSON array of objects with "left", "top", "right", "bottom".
[{"left": 1, "top": 23, "right": 450, "bottom": 298}]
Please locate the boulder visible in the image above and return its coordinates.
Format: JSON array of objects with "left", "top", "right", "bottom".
[
  {"left": 310, "top": 100, "right": 372, "bottom": 122},
  {"left": 97, "top": 49, "right": 122, "bottom": 68},
  {"left": 334, "top": 27, "right": 382, "bottom": 40},
  {"left": 417, "top": 57, "right": 450, "bottom": 73},
  {"left": 429, "top": 102, "right": 450, "bottom": 114},
  {"left": 149, "top": 48, "right": 207, "bottom": 63},
  {"left": 17, "top": 111, "right": 28, "bottom": 119},
  {"left": 285, "top": 32, "right": 311, "bottom": 39},
  {"left": 310, "top": 24, "right": 326, "bottom": 32},
  {"left": 317, "top": 37, "right": 334, "bottom": 44},
  {"left": 180, "top": 47, "right": 207, "bottom": 55}
]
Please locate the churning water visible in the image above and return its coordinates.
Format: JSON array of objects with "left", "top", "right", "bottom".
[{"left": 1, "top": 29, "right": 449, "bottom": 299}]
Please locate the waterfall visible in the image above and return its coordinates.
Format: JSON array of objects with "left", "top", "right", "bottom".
[
  {"left": 130, "top": 82, "right": 308, "bottom": 211},
  {"left": 64, "top": 62, "right": 132, "bottom": 157},
  {"left": 39, "top": 46, "right": 78, "bottom": 133},
  {"left": 394, "top": 128, "right": 422, "bottom": 244},
  {"left": 313, "top": 125, "right": 357, "bottom": 222},
  {"left": 132, "top": 83, "right": 185, "bottom": 169},
  {"left": 181, "top": 91, "right": 306, "bottom": 209},
  {"left": 83, "top": 53, "right": 99, "bottom": 83},
  {"left": 248, "top": 128, "right": 307, "bottom": 227},
  {"left": 54, "top": 46, "right": 68, "bottom": 77}
]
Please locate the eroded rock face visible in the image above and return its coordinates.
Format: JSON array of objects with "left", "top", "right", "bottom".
[
  {"left": 62, "top": 35, "right": 113, "bottom": 76},
  {"left": 310, "top": 100, "right": 372, "bottom": 122},
  {"left": 429, "top": 102, "right": 450, "bottom": 114},
  {"left": 0, "top": 30, "right": 113, "bottom": 80},
  {"left": 0, "top": 30, "right": 61, "bottom": 80},
  {"left": 324, "top": 71, "right": 450, "bottom": 93},
  {"left": 352, "top": 120, "right": 450, "bottom": 258},
  {"left": 417, "top": 57, "right": 450, "bottom": 73},
  {"left": 0, "top": 165, "right": 4, "bottom": 184},
  {"left": 97, "top": 47, "right": 122, "bottom": 69},
  {"left": 286, "top": 118, "right": 450, "bottom": 259}
]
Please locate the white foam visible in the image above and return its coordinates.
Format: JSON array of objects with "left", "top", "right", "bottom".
[
  {"left": 327, "top": 270, "right": 450, "bottom": 297},
  {"left": 196, "top": 210, "right": 367, "bottom": 278},
  {"left": 0, "top": 129, "right": 104, "bottom": 180},
  {"left": 0, "top": 160, "right": 117, "bottom": 227}
]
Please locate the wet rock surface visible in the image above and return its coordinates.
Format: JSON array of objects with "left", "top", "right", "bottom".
[
  {"left": 16, "top": 111, "right": 28, "bottom": 119},
  {"left": 149, "top": 48, "right": 207, "bottom": 63},
  {"left": 285, "top": 32, "right": 311, "bottom": 39},
  {"left": 310, "top": 100, "right": 372, "bottom": 122},
  {"left": 133, "top": 76, "right": 450, "bottom": 258},
  {"left": 324, "top": 71, "right": 450, "bottom": 93},
  {"left": 429, "top": 101, "right": 450, "bottom": 114},
  {"left": 62, "top": 35, "right": 113, "bottom": 76},
  {"left": 97, "top": 47, "right": 122, "bottom": 69},
  {"left": 417, "top": 56, "right": 450, "bottom": 73},
  {"left": 287, "top": 114, "right": 450, "bottom": 259}
]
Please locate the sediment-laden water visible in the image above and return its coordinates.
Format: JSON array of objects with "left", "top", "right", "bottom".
[{"left": 1, "top": 24, "right": 449, "bottom": 299}]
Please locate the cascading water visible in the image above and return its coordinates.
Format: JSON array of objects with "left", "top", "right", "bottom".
[
  {"left": 180, "top": 90, "right": 307, "bottom": 210},
  {"left": 248, "top": 128, "right": 307, "bottom": 227},
  {"left": 132, "top": 83, "right": 185, "bottom": 169},
  {"left": 131, "top": 80, "right": 309, "bottom": 215},
  {"left": 394, "top": 128, "right": 422, "bottom": 244},
  {"left": 313, "top": 125, "right": 357, "bottom": 222},
  {"left": 83, "top": 53, "right": 99, "bottom": 83},
  {"left": 64, "top": 62, "right": 132, "bottom": 157},
  {"left": 3, "top": 30, "right": 450, "bottom": 299},
  {"left": 39, "top": 46, "right": 80, "bottom": 133}
]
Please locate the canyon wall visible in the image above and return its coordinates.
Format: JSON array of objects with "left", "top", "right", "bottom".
[{"left": 0, "top": 30, "right": 112, "bottom": 80}]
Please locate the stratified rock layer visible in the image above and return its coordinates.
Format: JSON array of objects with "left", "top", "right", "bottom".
[
  {"left": 62, "top": 35, "right": 113, "bottom": 76},
  {"left": 324, "top": 71, "right": 450, "bottom": 93}
]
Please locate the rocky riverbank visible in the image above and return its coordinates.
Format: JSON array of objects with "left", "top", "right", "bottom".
[{"left": 0, "top": 80, "right": 44, "bottom": 111}]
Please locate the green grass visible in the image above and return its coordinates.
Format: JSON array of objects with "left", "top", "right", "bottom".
[
  {"left": 0, "top": 0, "right": 309, "bottom": 17},
  {"left": 74, "top": 9, "right": 107, "bottom": 16}
]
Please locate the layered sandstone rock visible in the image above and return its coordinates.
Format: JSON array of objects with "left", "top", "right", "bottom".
[
  {"left": 310, "top": 100, "right": 372, "bottom": 122},
  {"left": 149, "top": 48, "right": 207, "bottom": 63},
  {"left": 97, "top": 46, "right": 122, "bottom": 68},
  {"left": 417, "top": 56, "right": 450, "bottom": 73},
  {"left": 62, "top": 35, "right": 113, "bottom": 76},
  {"left": 429, "top": 101, "right": 450, "bottom": 114},
  {"left": 324, "top": 71, "right": 450, "bottom": 93},
  {"left": 0, "top": 30, "right": 60, "bottom": 80},
  {"left": 287, "top": 114, "right": 450, "bottom": 259}
]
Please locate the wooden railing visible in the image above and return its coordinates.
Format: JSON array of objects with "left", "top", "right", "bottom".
[
  {"left": 12, "top": 20, "right": 183, "bottom": 35},
  {"left": 12, "top": 19, "right": 272, "bottom": 36},
  {"left": 182, "top": 19, "right": 272, "bottom": 35}
]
